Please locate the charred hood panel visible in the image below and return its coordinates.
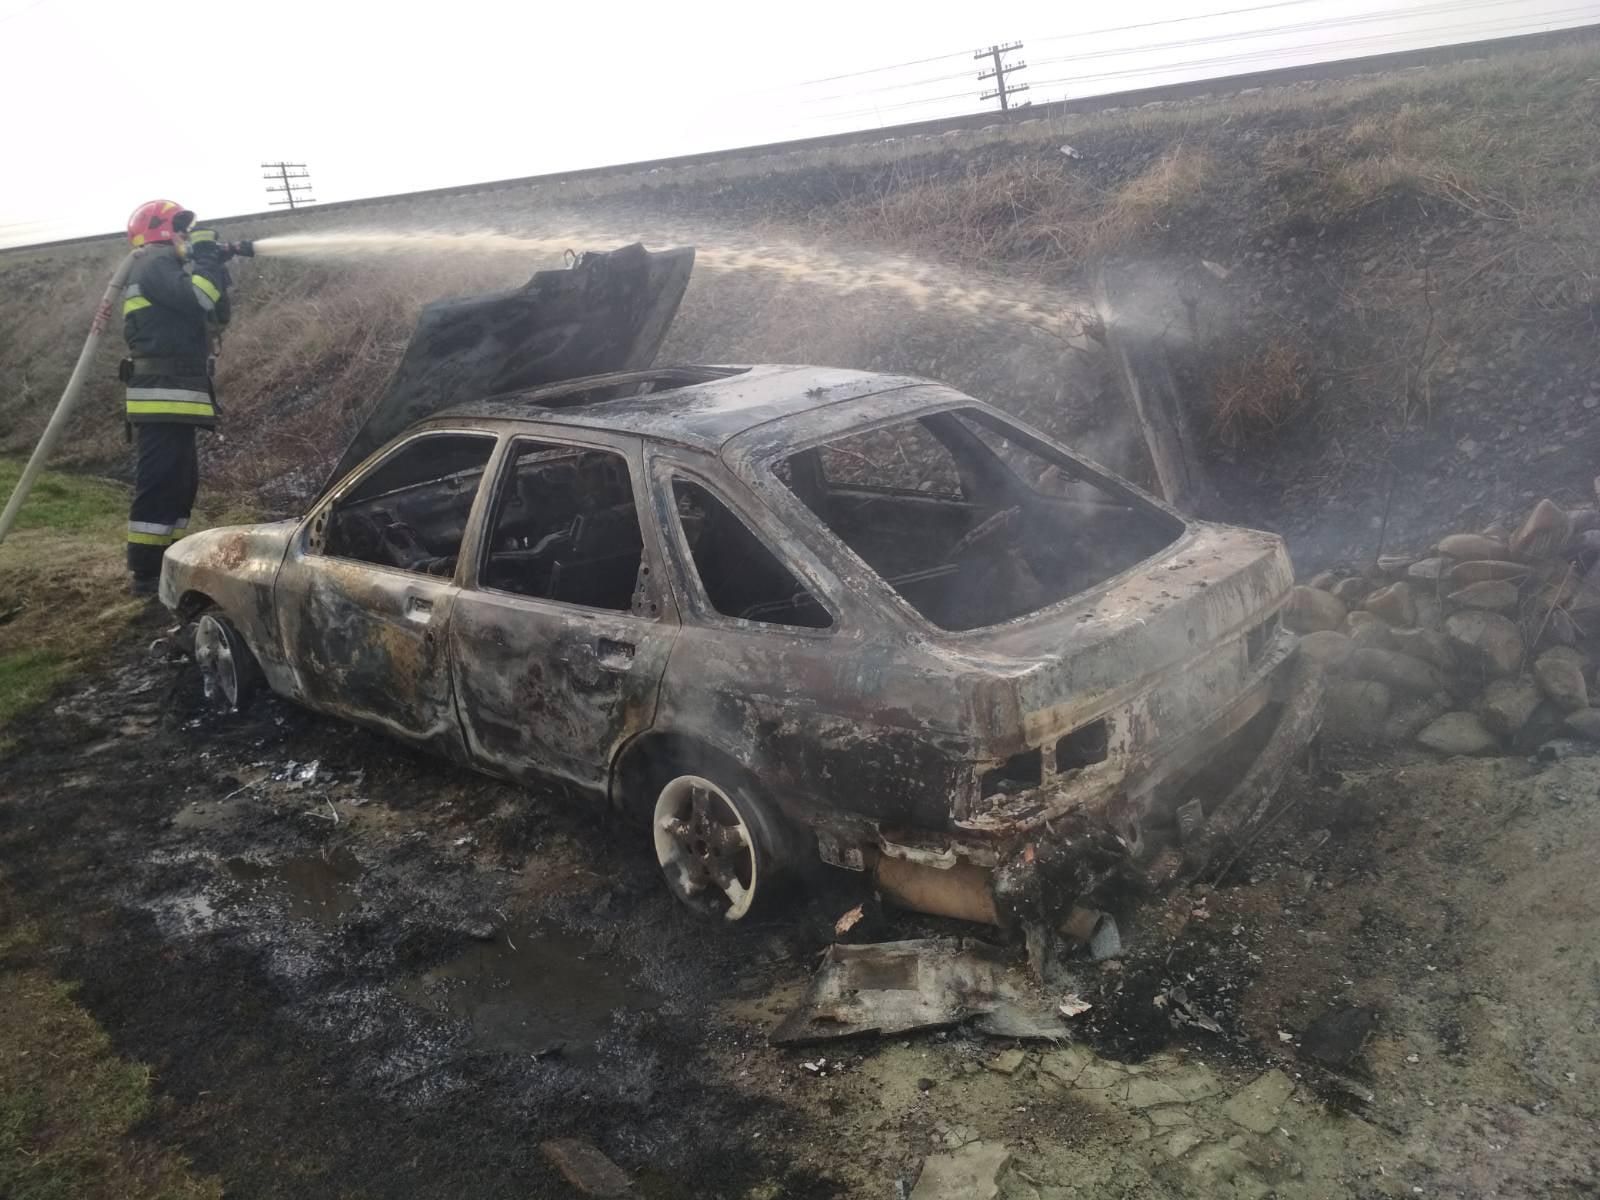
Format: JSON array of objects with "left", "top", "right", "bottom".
[{"left": 325, "top": 243, "right": 694, "bottom": 488}]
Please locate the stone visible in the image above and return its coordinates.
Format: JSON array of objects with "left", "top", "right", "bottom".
[
  {"left": 1384, "top": 695, "right": 1450, "bottom": 743},
  {"left": 1479, "top": 677, "right": 1542, "bottom": 736},
  {"left": 1449, "top": 560, "right": 1530, "bottom": 585},
  {"left": 1307, "top": 570, "right": 1337, "bottom": 590},
  {"left": 1391, "top": 626, "right": 1453, "bottom": 670},
  {"left": 1414, "top": 592, "right": 1443, "bottom": 630},
  {"left": 1543, "top": 644, "right": 1590, "bottom": 669},
  {"left": 541, "top": 1139, "right": 633, "bottom": 1198},
  {"left": 1330, "top": 576, "right": 1372, "bottom": 604},
  {"left": 1221, "top": 1070, "right": 1296, "bottom": 1134},
  {"left": 1345, "top": 611, "right": 1394, "bottom": 649},
  {"left": 1325, "top": 680, "right": 1390, "bottom": 741},
  {"left": 1406, "top": 557, "right": 1448, "bottom": 581},
  {"left": 1350, "top": 648, "right": 1443, "bottom": 695},
  {"left": 1124, "top": 1077, "right": 1188, "bottom": 1109},
  {"left": 1039, "top": 1045, "right": 1092, "bottom": 1087},
  {"left": 1510, "top": 499, "right": 1571, "bottom": 561},
  {"left": 1376, "top": 554, "right": 1412, "bottom": 576},
  {"left": 1438, "top": 533, "right": 1507, "bottom": 559},
  {"left": 1297, "top": 630, "right": 1354, "bottom": 672},
  {"left": 911, "top": 1142, "right": 1012, "bottom": 1200},
  {"left": 1282, "top": 586, "right": 1346, "bottom": 634},
  {"left": 1363, "top": 581, "right": 1416, "bottom": 626},
  {"left": 1534, "top": 650, "right": 1589, "bottom": 711},
  {"left": 1164, "top": 1129, "right": 1206, "bottom": 1159},
  {"left": 1445, "top": 610, "right": 1525, "bottom": 677},
  {"left": 1417, "top": 712, "right": 1499, "bottom": 756},
  {"left": 1447, "top": 580, "right": 1519, "bottom": 611},
  {"left": 1566, "top": 507, "right": 1600, "bottom": 539},
  {"left": 986, "top": 1049, "right": 1027, "bottom": 1075},
  {"left": 1562, "top": 709, "right": 1600, "bottom": 741}
]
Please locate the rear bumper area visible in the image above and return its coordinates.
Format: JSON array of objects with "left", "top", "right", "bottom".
[{"left": 872, "top": 643, "right": 1325, "bottom": 929}]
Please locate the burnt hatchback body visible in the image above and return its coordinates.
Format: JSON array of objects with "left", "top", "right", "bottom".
[{"left": 161, "top": 247, "right": 1321, "bottom": 932}]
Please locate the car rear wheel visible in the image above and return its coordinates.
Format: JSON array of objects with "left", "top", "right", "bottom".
[
  {"left": 193, "top": 611, "right": 261, "bottom": 714},
  {"left": 651, "top": 770, "right": 785, "bottom": 922}
]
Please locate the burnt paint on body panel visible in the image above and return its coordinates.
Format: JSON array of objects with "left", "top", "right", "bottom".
[
  {"left": 448, "top": 591, "right": 674, "bottom": 793},
  {"left": 275, "top": 554, "right": 465, "bottom": 756},
  {"left": 164, "top": 521, "right": 297, "bottom": 689}
]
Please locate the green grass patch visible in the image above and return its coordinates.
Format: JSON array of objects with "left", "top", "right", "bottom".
[
  {"left": 0, "top": 648, "right": 69, "bottom": 728},
  {"left": 0, "top": 901, "right": 221, "bottom": 1200},
  {"left": 0, "top": 459, "right": 124, "bottom": 536}
]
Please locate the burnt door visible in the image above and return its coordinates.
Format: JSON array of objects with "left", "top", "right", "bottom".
[
  {"left": 449, "top": 434, "right": 677, "bottom": 791},
  {"left": 275, "top": 431, "right": 498, "bottom": 756}
]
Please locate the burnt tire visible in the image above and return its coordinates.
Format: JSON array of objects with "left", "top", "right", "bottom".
[
  {"left": 193, "top": 610, "right": 262, "bottom": 714},
  {"left": 649, "top": 763, "right": 791, "bottom": 923}
]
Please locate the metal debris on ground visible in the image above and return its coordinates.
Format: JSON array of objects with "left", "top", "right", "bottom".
[
  {"left": 771, "top": 939, "right": 1065, "bottom": 1046},
  {"left": 539, "top": 1137, "right": 632, "bottom": 1197},
  {"left": 1058, "top": 995, "right": 1092, "bottom": 1018},
  {"left": 834, "top": 903, "right": 865, "bottom": 935},
  {"left": 1157, "top": 985, "right": 1225, "bottom": 1034}
]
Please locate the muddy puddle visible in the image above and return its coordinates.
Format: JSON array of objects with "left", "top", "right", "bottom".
[
  {"left": 224, "top": 848, "right": 364, "bottom": 925},
  {"left": 396, "top": 922, "right": 660, "bottom": 1060}
]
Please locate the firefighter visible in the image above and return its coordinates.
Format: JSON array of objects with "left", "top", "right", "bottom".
[{"left": 120, "top": 199, "right": 231, "bottom": 595}]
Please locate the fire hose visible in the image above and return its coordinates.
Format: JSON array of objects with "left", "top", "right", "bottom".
[{"left": 0, "top": 247, "right": 142, "bottom": 546}]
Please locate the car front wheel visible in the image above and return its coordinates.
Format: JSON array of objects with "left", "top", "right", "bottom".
[
  {"left": 193, "top": 611, "right": 261, "bottom": 714},
  {"left": 651, "top": 770, "right": 784, "bottom": 922}
]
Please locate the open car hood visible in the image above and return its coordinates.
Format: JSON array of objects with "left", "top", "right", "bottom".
[{"left": 325, "top": 242, "right": 695, "bottom": 489}]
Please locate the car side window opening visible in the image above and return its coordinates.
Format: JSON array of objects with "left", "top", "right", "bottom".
[
  {"left": 480, "top": 439, "right": 649, "bottom": 613},
  {"left": 671, "top": 478, "right": 831, "bottom": 629},
  {"left": 777, "top": 408, "right": 1183, "bottom": 632},
  {"left": 320, "top": 433, "right": 496, "bottom": 577}
]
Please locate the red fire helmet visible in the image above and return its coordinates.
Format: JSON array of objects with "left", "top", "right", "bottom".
[{"left": 126, "top": 199, "right": 194, "bottom": 248}]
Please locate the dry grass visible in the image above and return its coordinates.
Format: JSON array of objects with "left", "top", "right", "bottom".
[{"left": 1208, "top": 340, "right": 1310, "bottom": 450}]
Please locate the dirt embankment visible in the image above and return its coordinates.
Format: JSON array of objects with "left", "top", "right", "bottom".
[{"left": 4, "top": 38, "right": 1600, "bottom": 564}]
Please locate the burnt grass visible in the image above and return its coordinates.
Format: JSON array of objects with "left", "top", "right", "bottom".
[
  {"left": 0, "top": 618, "right": 853, "bottom": 1199},
  {"left": 0, "top": 615, "right": 1323, "bottom": 1197}
]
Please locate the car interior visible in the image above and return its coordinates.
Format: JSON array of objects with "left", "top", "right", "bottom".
[
  {"left": 777, "top": 409, "right": 1184, "bottom": 631},
  {"left": 322, "top": 434, "right": 496, "bottom": 577},
  {"left": 480, "top": 442, "right": 646, "bottom": 611}
]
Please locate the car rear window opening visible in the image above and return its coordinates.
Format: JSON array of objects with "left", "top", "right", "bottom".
[{"left": 775, "top": 409, "right": 1183, "bottom": 632}]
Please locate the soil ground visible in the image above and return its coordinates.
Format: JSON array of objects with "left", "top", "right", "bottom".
[{"left": 1, "top": 622, "right": 1596, "bottom": 1198}]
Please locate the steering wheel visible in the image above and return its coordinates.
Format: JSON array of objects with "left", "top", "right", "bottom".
[{"left": 948, "top": 506, "right": 1023, "bottom": 559}]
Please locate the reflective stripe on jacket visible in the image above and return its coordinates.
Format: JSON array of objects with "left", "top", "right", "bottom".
[{"left": 122, "top": 247, "right": 226, "bottom": 428}]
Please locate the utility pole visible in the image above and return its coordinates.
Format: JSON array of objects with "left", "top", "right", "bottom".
[
  {"left": 262, "top": 162, "right": 315, "bottom": 209},
  {"left": 975, "top": 42, "right": 1028, "bottom": 112}
]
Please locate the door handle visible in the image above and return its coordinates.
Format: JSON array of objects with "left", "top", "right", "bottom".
[
  {"left": 597, "top": 637, "right": 636, "bottom": 669},
  {"left": 405, "top": 595, "right": 434, "bottom": 621}
]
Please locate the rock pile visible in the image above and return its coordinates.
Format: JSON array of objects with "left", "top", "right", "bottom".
[{"left": 1287, "top": 496, "right": 1600, "bottom": 755}]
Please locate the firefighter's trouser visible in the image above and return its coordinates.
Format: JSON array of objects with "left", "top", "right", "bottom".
[{"left": 127, "top": 423, "right": 198, "bottom": 581}]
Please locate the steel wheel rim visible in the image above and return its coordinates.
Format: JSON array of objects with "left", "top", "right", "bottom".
[
  {"left": 652, "top": 774, "right": 758, "bottom": 921},
  {"left": 194, "top": 615, "right": 239, "bottom": 710}
]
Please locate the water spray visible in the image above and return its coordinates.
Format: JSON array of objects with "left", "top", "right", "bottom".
[{"left": 0, "top": 248, "right": 142, "bottom": 547}]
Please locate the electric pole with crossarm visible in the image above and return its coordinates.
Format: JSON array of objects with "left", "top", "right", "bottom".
[
  {"left": 262, "top": 162, "right": 315, "bottom": 210},
  {"left": 976, "top": 42, "right": 1028, "bottom": 112}
]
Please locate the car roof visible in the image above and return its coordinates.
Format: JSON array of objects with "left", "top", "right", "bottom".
[{"left": 432, "top": 364, "right": 925, "bottom": 452}]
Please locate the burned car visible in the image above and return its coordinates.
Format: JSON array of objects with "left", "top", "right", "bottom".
[{"left": 162, "top": 245, "right": 1322, "bottom": 934}]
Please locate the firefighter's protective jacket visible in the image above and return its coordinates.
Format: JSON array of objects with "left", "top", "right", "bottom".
[{"left": 121, "top": 246, "right": 229, "bottom": 428}]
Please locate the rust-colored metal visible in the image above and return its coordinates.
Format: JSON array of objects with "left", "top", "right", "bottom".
[{"left": 875, "top": 856, "right": 1001, "bottom": 926}]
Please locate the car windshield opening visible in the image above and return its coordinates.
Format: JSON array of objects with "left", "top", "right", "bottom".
[
  {"left": 774, "top": 408, "right": 1184, "bottom": 631},
  {"left": 321, "top": 433, "right": 496, "bottom": 576}
]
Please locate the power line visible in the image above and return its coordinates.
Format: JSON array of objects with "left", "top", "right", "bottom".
[
  {"left": 1026, "top": 5, "right": 1600, "bottom": 89},
  {"left": 796, "top": 46, "right": 976, "bottom": 87},
  {"left": 1029, "top": 0, "right": 1523, "bottom": 69},
  {"left": 1030, "top": 0, "right": 1325, "bottom": 46}
]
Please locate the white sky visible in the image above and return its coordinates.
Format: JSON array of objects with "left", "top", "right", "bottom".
[{"left": 0, "top": 0, "right": 1592, "bottom": 246}]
